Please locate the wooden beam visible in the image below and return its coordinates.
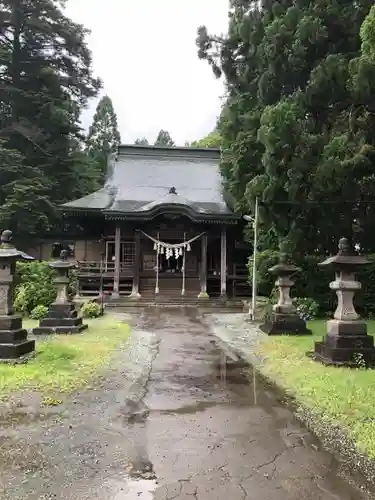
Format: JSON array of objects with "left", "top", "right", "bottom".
[
  {"left": 112, "top": 223, "right": 121, "bottom": 298},
  {"left": 220, "top": 226, "right": 227, "bottom": 298},
  {"left": 198, "top": 233, "right": 209, "bottom": 298},
  {"left": 130, "top": 230, "right": 141, "bottom": 298}
]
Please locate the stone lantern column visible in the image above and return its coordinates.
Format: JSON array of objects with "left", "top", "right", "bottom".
[
  {"left": 260, "top": 249, "right": 311, "bottom": 335},
  {"left": 33, "top": 250, "right": 87, "bottom": 335},
  {"left": 0, "top": 230, "right": 35, "bottom": 361},
  {"left": 314, "top": 237, "right": 375, "bottom": 366}
]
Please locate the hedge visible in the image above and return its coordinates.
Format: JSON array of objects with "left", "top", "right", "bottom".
[{"left": 249, "top": 250, "right": 375, "bottom": 318}]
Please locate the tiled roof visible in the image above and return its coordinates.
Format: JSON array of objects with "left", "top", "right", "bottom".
[{"left": 61, "top": 145, "right": 237, "bottom": 221}]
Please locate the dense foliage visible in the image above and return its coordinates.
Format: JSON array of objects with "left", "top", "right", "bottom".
[
  {"left": 14, "top": 261, "right": 56, "bottom": 314},
  {"left": 188, "top": 130, "right": 222, "bottom": 148},
  {"left": 0, "top": 0, "right": 101, "bottom": 243},
  {"left": 197, "top": 0, "right": 375, "bottom": 255},
  {"left": 14, "top": 261, "right": 76, "bottom": 315},
  {"left": 154, "top": 129, "right": 175, "bottom": 147},
  {"left": 252, "top": 249, "right": 375, "bottom": 318},
  {"left": 80, "top": 300, "right": 101, "bottom": 318},
  {"left": 134, "top": 137, "right": 149, "bottom": 145}
]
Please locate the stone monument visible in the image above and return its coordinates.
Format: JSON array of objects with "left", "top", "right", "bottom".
[
  {"left": 33, "top": 250, "right": 87, "bottom": 334},
  {"left": 0, "top": 230, "right": 35, "bottom": 361},
  {"left": 314, "top": 237, "right": 375, "bottom": 366},
  {"left": 261, "top": 246, "right": 311, "bottom": 335}
]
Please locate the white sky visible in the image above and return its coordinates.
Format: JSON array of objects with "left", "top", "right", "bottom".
[{"left": 64, "top": 0, "right": 228, "bottom": 146}]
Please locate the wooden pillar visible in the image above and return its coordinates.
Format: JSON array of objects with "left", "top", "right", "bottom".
[
  {"left": 130, "top": 230, "right": 141, "bottom": 298},
  {"left": 198, "top": 233, "right": 209, "bottom": 298},
  {"left": 220, "top": 226, "right": 227, "bottom": 298},
  {"left": 112, "top": 223, "right": 121, "bottom": 298}
]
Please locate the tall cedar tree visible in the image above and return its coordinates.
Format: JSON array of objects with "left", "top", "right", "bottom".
[
  {"left": 86, "top": 95, "right": 121, "bottom": 186},
  {"left": 0, "top": 0, "right": 100, "bottom": 241},
  {"left": 154, "top": 129, "right": 175, "bottom": 147},
  {"left": 197, "top": 0, "right": 375, "bottom": 254}
]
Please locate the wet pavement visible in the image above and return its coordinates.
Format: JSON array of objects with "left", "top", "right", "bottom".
[{"left": 0, "top": 308, "right": 369, "bottom": 499}]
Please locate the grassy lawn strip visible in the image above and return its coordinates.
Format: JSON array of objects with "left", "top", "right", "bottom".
[
  {"left": 256, "top": 320, "right": 375, "bottom": 459},
  {"left": 0, "top": 316, "right": 130, "bottom": 404}
]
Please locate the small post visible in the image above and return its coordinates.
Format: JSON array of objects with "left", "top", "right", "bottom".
[
  {"left": 99, "top": 251, "right": 105, "bottom": 315},
  {"left": 198, "top": 233, "right": 209, "bottom": 299},
  {"left": 251, "top": 196, "right": 259, "bottom": 320},
  {"left": 181, "top": 233, "right": 186, "bottom": 296},
  {"left": 155, "top": 232, "right": 160, "bottom": 295},
  {"left": 112, "top": 223, "right": 121, "bottom": 299},
  {"left": 130, "top": 230, "right": 141, "bottom": 299},
  {"left": 220, "top": 227, "right": 227, "bottom": 298}
]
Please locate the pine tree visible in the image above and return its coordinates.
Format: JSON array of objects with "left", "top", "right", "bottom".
[
  {"left": 86, "top": 95, "right": 121, "bottom": 185},
  {"left": 154, "top": 130, "right": 175, "bottom": 147}
]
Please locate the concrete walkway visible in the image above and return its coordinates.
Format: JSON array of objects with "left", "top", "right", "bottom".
[{"left": 0, "top": 309, "right": 368, "bottom": 499}]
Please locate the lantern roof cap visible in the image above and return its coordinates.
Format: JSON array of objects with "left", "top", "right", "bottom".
[
  {"left": 49, "top": 249, "right": 76, "bottom": 270},
  {"left": 320, "top": 237, "right": 369, "bottom": 267}
]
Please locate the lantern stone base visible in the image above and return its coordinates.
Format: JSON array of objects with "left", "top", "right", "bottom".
[
  {"left": 0, "top": 314, "right": 35, "bottom": 361},
  {"left": 313, "top": 319, "right": 375, "bottom": 367},
  {"left": 33, "top": 303, "right": 88, "bottom": 335},
  {"left": 261, "top": 312, "right": 312, "bottom": 336}
]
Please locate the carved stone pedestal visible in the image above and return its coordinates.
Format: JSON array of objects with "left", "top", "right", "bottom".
[
  {"left": 33, "top": 303, "right": 87, "bottom": 335},
  {"left": 0, "top": 230, "right": 35, "bottom": 362},
  {"left": 33, "top": 250, "right": 87, "bottom": 335},
  {"left": 313, "top": 238, "right": 375, "bottom": 367},
  {"left": 0, "top": 315, "right": 35, "bottom": 362},
  {"left": 260, "top": 252, "right": 311, "bottom": 336}
]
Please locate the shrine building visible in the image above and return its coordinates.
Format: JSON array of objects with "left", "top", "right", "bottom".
[{"left": 45, "top": 145, "right": 251, "bottom": 301}]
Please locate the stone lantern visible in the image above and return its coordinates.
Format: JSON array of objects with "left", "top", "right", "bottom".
[
  {"left": 314, "top": 237, "right": 375, "bottom": 366},
  {"left": 33, "top": 250, "right": 87, "bottom": 334},
  {"left": 0, "top": 230, "right": 35, "bottom": 361},
  {"left": 260, "top": 248, "right": 311, "bottom": 335}
]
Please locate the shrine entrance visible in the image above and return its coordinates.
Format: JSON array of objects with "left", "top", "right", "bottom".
[
  {"left": 159, "top": 244, "right": 183, "bottom": 274},
  {"left": 140, "top": 231, "right": 203, "bottom": 297}
]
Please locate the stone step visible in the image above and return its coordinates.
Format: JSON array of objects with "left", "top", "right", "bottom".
[{"left": 104, "top": 298, "right": 245, "bottom": 310}]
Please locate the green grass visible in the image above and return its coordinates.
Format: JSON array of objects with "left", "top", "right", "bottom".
[
  {"left": 0, "top": 316, "right": 130, "bottom": 404},
  {"left": 256, "top": 320, "right": 375, "bottom": 459}
]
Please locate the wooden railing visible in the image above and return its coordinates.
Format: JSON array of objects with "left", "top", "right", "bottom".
[{"left": 77, "top": 261, "right": 133, "bottom": 274}]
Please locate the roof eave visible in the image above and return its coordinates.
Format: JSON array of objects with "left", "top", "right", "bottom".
[{"left": 103, "top": 205, "right": 239, "bottom": 224}]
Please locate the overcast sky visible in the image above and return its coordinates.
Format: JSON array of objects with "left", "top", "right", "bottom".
[{"left": 64, "top": 0, "right": 228, "bottom": 146}]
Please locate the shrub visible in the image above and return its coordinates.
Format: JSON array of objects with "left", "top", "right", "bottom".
[
  {"left": 14, "top": 261, "right": 78, "bottom": 316},
  {"left": 80, "top": 300, "right": 101, "bottom": 319},
  {"left": 30, "top": 304, "right": 49, "bottom": 320},
  {"left": 293, "top": 297, "right": 319, "bottom": 321},
  {"left": 14, "top": 261, "right": 56, "bottom": 314}
]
